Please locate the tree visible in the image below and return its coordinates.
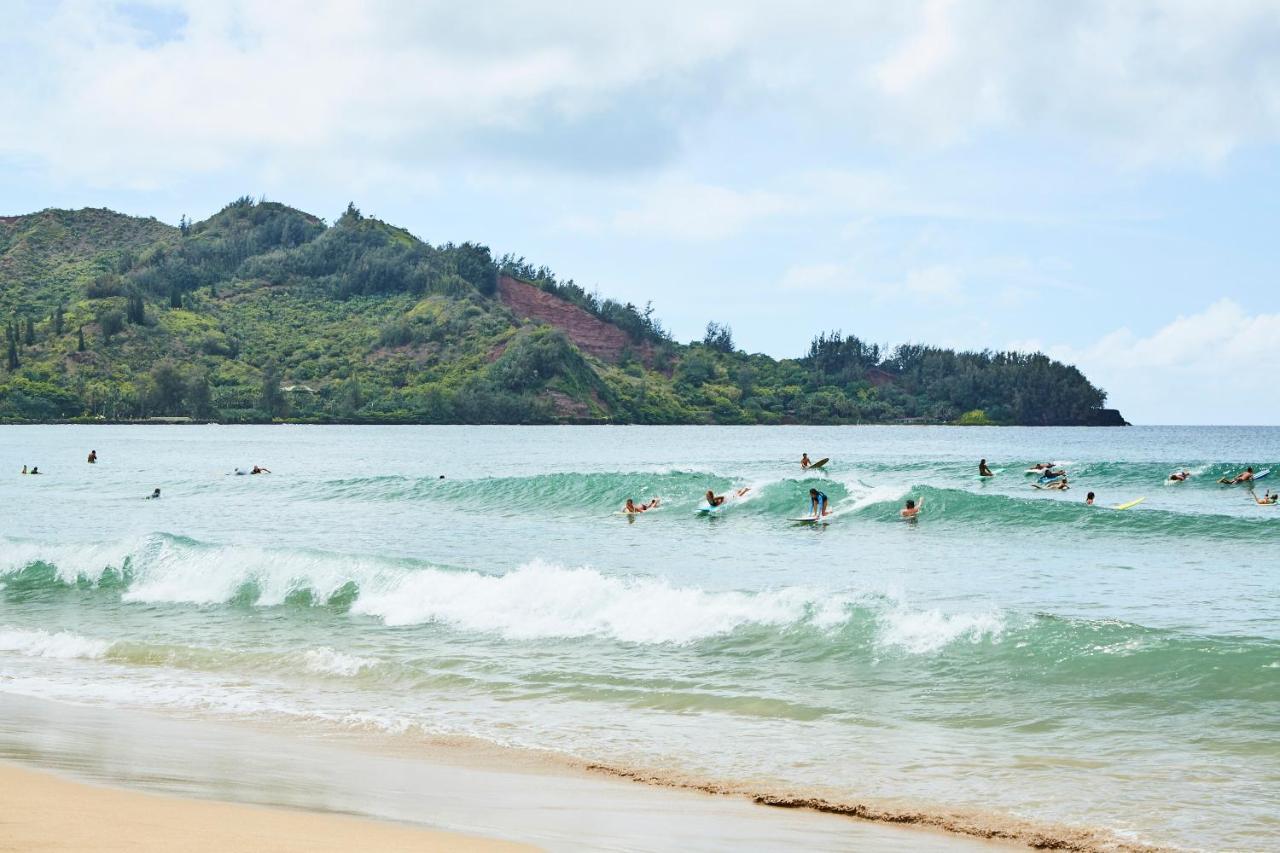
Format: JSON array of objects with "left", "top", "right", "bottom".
[
  {"left": 98, "top": 309, "right": 124, "bottom": 343},
  {"left": 703, "top": 321, "right": 734, "bottom": 353},
  {"left": 6, "top": 337, "right": 17, "bottom": 371},
  {"left": 53, "top": 303, "right": 65, "bottom": 335},
  {"left": 185, "top": 371, "right": 213, "bottom": 418},
  {"left": 338, "top": 376, "right": 364, "bottom": 418},
  {"left": 179, "top": 214, "right": 191, "bottom": 236},
  {"left": 126, "top": 291, "right": 146, "bottom": 325},
  {"left": 149, "top": 359, "right": 185, "bottom": 413},
  {"left": 170, "top": 286, "right": 182, "bottom": 309},
  {"left": 259, "top": 363, "right": 287, "bottom": 418},
  {"left": 77, "top": 326, "right": 86, "bottom": 352},
  {"left": 23, "top": 317, "right": 34, "bottom": 345}
]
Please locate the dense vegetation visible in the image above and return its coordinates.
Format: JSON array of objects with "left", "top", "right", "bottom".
[{"left": 0, "top": 199, "right": 1120, "bottom": 425}]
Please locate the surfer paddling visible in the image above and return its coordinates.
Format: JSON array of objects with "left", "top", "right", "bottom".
[
  {"left": 623, "top": 498, "right": 660, "bottom": 514},
  {"left": 1219, "top": 467, "right": 1254, "bottom": 485},
  {"left": 1256, "top": 490, "right": 1277, "bottom": 505},
  {"left": 1168, "top": 471, "right": 1190, "bottom": 482}
]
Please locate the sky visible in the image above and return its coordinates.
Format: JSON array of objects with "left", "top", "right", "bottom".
[{"left": 2, "top": 1, "right": 1278, "bottom": 424}]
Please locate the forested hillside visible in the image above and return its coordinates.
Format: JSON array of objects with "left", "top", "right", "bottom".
[{"left": 0, "top": 199, "right": 1122, "bottom": 425}]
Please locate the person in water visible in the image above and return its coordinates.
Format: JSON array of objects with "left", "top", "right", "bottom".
[
  {"left": 979, "top": 459, "right": 994, "bottom": 477},
  {"left": 623, "top": 498, "right": 660, "bottom": 514},
  {"left": 800, "top": 453, "right": 811, "bottom": 469},
  {"left": 250, "top": 465, "right": 271, "bottom": 474},
  {"left": 900, "top": 498, "right": 922, "bottom": 518},
  {"left": 1220, "top": 466, "right": 1254, "bottom": 484},
  {"left": 705, "top": 487, "right": 750, "bottom": 507},
  {"left": 808, "top": 488, "right": 829, "bottom": 517},
  {"left": 1257, "top": 490, "right": 1277, "bottom": 505},
  {"left": 20, "top": 465, "right": 27, "bottom": 474},
  {"left": 1044, "top": 477, "right": 1069, "bottom": 491},
  {"left": 87, "top": 450, "right": 97, "bottom": 464},
  {"left": 1168, "top": 470, "right": 1190, "bottom": 482},
  {"left": 145, "top": 488, "right": 161, "bottom": 500},
  {"left": 1085, "top": 491, "right": 1095, "bottom": 506},
  {"left": 28, "top": 466, "right": 40, "bottom": 475}
]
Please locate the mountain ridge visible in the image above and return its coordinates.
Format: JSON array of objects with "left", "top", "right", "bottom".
[{"left": 0, "top": 198, "right": 1124, "bottom": 426}]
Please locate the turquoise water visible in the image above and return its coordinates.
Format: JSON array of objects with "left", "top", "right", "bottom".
[{"left": 1, "top": 425, "right": 1277, "bottom": 850}]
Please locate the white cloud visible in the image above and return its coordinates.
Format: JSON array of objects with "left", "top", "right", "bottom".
[
  {"left": 3, "top": 1, "right": 1280, "bottom": 191},
  {"left": 1015, "top": 300, "right": 1280, "bottom": 424},
  {"left": 565, "top": 181, "right": 798, "bottom": 241}
]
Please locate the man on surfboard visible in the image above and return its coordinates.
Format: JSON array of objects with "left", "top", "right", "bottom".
[
  {"left": 1168, "top": 471, "right": 1190, "bottom": 482},
  {"left": 1220, "top": 467, "right": 1254, "bottom": 485}
]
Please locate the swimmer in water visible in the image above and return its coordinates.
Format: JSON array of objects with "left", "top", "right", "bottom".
[
  {"left": 801, "top": 453, "right": 811, "bottom": 469},
  {"left": 250, "top": 465, "right": 271, "bottom": 474},
  {"left": 145, "top": 488, "right": 161, "bottom": 500},
  {"left": 87, "top": 450, "right": 97, "bottom": 464},
  {"left": 1085, "top": 492, "right": 1095, "bottom": 506},
  {"left": 900, "top": 498, "right": 922, "bottom": 519},
  {"left": 623, "top": 498, "right": 660, "bottom": 514}
]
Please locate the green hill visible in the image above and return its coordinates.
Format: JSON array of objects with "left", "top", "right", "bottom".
[{"left": 0, "top": 198, "right": 1122, "bottom": 425}]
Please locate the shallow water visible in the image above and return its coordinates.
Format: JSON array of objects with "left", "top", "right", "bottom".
[{"left": 1, "top": 425, "right": 1277, "bottom": 850}]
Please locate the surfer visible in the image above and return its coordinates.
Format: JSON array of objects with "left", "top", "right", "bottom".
[
  {"left": 1085, "top": 492, "right": 1095, "bottom": 506},
  {"left": 705, "top": 487, "right": 750, "bottom": 507},
  {"left": 145, "top": 488, "right": 161, "bottom": 500},
  {"left": 1044, "top": 477, "right": 1069, "bottom": 491},
  {"left": 807, "top": 488, "right": 830, "bottom": 517},
  {"left": 87, "top": 450, "right": 97, "bottom": 464},
  {"left": 250, "top": 465, "right": 271, "bottom": 474},
  {"left": 20, "top": 465, "right": 27, "bottom": 474},
  {"left": 1219, "top": 467, "right": 1254, "bottom": 485},
  {"left": 979, "top": 459, "right": 994, "bottom": 477},
  {"left": 801, "top": 453, "right": 811, "bottom": 469},
  {"left": 900, "top": 498, "right": 922, "bottom": 519},
  {"left": 1168, "top": 470, "right": 1190, "bottom": 482},
  {"left": 29, "top": 466, "right": 40, "bottom": 475},
  {"left": 623, "top": 498, "right": 659, "bottom": 514},
  {"left": 1257, "top": 490, "right": 1277, "bottom": 505}
]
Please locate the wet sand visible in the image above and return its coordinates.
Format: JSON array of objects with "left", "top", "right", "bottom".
[{"left": 0, "top": 692, "right": 1013, "bottom": 852}]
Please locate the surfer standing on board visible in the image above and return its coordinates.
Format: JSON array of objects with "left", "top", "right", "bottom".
[{"left": 808, "top": 488, "right": 830, "bottom": 517}]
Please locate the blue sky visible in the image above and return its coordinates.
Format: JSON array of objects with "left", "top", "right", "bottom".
[{"left": 2, "top": 1, "right": 1278, "bottom": 423}]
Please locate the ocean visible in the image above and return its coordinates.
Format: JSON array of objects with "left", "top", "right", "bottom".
[{"left": 1, "top": 425, "right": 1277, "bottom": 850}]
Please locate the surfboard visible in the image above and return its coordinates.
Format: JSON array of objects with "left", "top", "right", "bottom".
[
  {"left": 696, "top": 505, "right": 723, "bottom": 516},
  {"left": 791, "top": 516, "right": 829, "bottom": 524},
  {"left": 805, "top": 457, "right": 829, "bottom": 471},
  {"left": 1221, "top": 470, "right": 1270, "bottom": 485},
  {"left": 1255, "top": 469, "right": 1272, "bottom": 481},
  {"left": 1111, "top": 497, "right": 1146, "bottom": 511}
]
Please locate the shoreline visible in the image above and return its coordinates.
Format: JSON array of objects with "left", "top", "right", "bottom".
[
  {"left": 0, "top": 692, "right": 1017, "bottom": 852},
  {"left": 0, "top": 761, "right": 530, "bottom": 853}
]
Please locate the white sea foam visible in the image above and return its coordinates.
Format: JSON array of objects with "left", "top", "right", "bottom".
[
  {"left": 352, "top": 559, "right": 839, "bottom": 643},
  {"left": 299, "top": 647, "right": 378, "bottom": 676},
  {"left": 875, "top": 607, "right": 1006, "bottom": 654},
  {"left": 0, "top": 537, "right": 135, "bottom": 584},
  {"left": 0, "top": 627, "right": 111, "bottom": 659}
]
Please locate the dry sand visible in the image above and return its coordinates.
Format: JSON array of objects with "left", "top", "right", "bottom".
[{"left": 0, "top": 762, "right": 533, "bottom": 853}]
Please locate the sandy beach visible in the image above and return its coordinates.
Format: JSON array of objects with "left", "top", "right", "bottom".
[
  {"left": 0, "top": 692, "right": 1012, "bottom": 852},
  {"left": 0, "top": 761, "right": 530, "bottom": 853}
]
